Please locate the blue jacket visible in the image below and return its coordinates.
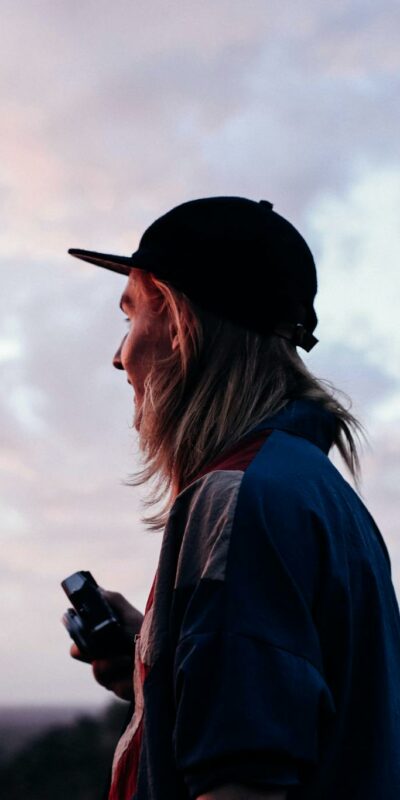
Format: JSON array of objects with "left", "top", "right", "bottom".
[{"left": 111, "top": 398, "right": 400, "bottom": 799}]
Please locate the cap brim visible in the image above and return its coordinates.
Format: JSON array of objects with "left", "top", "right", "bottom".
[{"left": 68, "top": 248, "right": 134, "bottom": 276}]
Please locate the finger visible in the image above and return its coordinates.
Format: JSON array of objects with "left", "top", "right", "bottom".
[
  {"left": 107, "top": 680, "right": 134, "bottom": 703},
  {"left": 98, "top": 587, "right": 144, "bottom": 627},
  {"left": 98, "top": 587, "right": 131, "bottom": 611},
  {"left": 70, "top": 642, "right": 91, "bottom": 663},
  {"left": 92, "top": 654, "right": 133, "bottom": 674},
  {"left": 92, "top": 655, "right": 133, "bottom": 688}
]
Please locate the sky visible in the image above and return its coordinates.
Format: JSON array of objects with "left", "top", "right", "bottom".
[{"left": 1, "top": 0, "right": 399, "bottom": 708}]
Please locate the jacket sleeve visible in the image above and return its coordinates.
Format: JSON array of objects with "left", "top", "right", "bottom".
[{"left": 170, "top": 469, "right": 337, "bottom": 800}]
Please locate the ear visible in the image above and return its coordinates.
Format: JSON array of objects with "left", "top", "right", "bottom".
[{"left": 169, "top": 322, "right": 179, "bottom": 351}]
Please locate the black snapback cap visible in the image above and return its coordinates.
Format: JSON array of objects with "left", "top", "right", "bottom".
[{"left": 68, "top": 195, "right": 319, "bottom": 352}]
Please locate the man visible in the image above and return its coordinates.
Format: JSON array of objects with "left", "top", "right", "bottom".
[{"left": 68, "top": 196, "right": 400, "bottom": 799}]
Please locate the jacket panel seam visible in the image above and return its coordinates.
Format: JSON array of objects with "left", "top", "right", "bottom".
[{"left": 175, "top": 629, "right": 328, "bottom": 684}]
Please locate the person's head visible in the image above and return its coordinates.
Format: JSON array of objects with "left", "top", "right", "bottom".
[
  {"left": 109, "top": 265, "right": 365, "bottom": 534},
  {"left": 69, "top": 196, "right": 367, "bottom": 531}
]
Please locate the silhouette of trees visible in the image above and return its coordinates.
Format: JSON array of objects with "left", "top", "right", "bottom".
[{"left": 0, "top": 701, "right": 131, "bottom": 799}]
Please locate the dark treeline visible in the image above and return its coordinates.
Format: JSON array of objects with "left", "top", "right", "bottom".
[{"left": 0, "top": 701, "right": 129, "bottom": 799}]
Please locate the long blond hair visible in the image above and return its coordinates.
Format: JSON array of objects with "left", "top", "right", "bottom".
[{"left": 124, "top": 269, "right": 368, "bottom": 533}]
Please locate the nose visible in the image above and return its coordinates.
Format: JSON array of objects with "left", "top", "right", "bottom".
[{"left": 113, "top": 336, "right": 127, "bottom": 371}]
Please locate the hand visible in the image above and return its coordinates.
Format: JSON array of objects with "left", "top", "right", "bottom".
[{"left": 69, "top": 588, "right": 144, "bottom": 703}]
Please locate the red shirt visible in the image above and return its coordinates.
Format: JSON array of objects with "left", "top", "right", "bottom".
[{"left": 108, "top": 570, "right": 158, "bottom": 800}]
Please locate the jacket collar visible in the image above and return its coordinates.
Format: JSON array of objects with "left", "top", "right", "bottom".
[{"left": 248, "top": 398, "right": 337, "bottom": 455}]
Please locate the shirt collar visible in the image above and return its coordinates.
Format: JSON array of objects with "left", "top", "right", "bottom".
[{"left": 248, "top": 398, "right": 337, "bottom": 455}]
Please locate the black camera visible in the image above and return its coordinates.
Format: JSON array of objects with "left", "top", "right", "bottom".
[{"left": 61, "top": 570, "right": 131, "bottom": 660}]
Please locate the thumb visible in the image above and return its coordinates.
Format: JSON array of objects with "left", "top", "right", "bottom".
[{"left": 98, "top": 587, "right": 144, "bottom": 631}]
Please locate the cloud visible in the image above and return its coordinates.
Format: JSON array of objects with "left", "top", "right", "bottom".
[
  {"left": 307, "top": 164, "right": 400, "bottom": 383},
  {"left": 1, "top": 0, "right": 400, "bottom": 264},
  {"left": 1, "top": 0, "right": 399, "bottom": 704}
]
